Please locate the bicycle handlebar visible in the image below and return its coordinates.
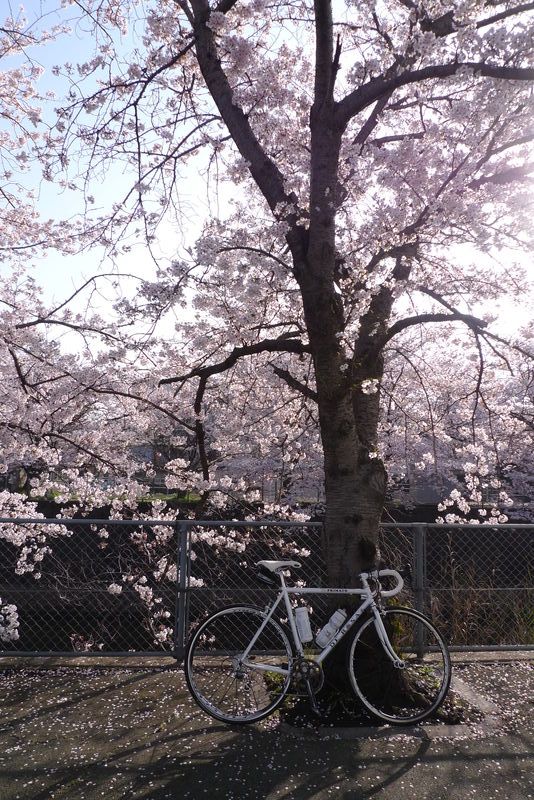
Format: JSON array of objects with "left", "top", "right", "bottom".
[{"left": 360, "top": 568, "right": 404, "bottom": 597}]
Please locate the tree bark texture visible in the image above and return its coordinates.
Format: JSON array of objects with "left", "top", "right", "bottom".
[
  {"left": 296, "top": 91, "right": 388, "bottom": 586},
  {"left": 300, "top": 270, "right": 388, "bottom": 585}
]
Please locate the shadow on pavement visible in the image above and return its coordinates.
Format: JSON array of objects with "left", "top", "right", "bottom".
[{"left": 0, "top": 661, "right": 532, "bottom": 800}]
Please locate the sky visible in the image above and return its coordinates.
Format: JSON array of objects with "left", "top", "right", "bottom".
[{"left": 3, "top": 0, "right": 215, "bottom": 316}]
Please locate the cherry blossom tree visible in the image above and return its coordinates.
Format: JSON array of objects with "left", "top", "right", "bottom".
[
  {"left": 0, "top": 264, "right": 197, "bottom": 647},
  {"left": 2, "top": 264, "right": 533, "bottom": 648},
  {"left": 1, "top": 2, "right": 533, "bottom": 595},
  {"left": 0, "top": 266, "right": 190, "bottom": 496},
  {"left": 34, "top": 0, "right": 534, "bottom": 585}
]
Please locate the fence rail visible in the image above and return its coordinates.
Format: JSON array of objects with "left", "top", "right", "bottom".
[{"left": 0, "top": 518, "right": 532, "bottom": 658}]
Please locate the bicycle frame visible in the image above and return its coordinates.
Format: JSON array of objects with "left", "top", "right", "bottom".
[{"left": 239, "top": 569, "right": 404, "bottom": 675}]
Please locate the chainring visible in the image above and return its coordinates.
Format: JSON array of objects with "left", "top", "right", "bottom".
[{"left": 292, "top": 656, "right": 325, "bottom": 693}]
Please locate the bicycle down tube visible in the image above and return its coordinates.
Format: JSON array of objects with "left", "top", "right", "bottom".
[{"left": 243, "top": 569, "right": 404, "bottom": 668}]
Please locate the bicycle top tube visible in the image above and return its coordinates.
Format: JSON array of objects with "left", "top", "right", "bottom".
[{"left": 256, "top": 562, "right": 404, "bottom": 599}]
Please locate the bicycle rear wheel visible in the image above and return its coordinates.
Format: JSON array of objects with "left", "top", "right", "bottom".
[
  {"left": 185, "top": 605, "right": 293, "bottom": 724},
  {"left": 348, "top": 606, "right": 451, "bottom": 725}
]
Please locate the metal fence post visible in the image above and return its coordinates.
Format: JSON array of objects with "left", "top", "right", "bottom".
[
  {"left": 173, "top": 521, "right": 189, "bottom": 661},
  {"left": 413, "top": 524, "right": 428, "bottom": 656},
  {"left": 413, "top": 524, "right": 427, "bottom": 615}
]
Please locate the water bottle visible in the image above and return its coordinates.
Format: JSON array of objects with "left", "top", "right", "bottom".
[
  {"left": 315, "top": 608, "right": 347, "bottom": 647},
  {"left": 295, "top": 606, "right": 313, "bottom": 643}
]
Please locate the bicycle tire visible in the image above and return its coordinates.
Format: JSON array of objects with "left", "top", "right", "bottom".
[
  {"left": 185, "top": 605, "right": 293, "bottom": 724},
  {"left": 347, "top": 606, "right": 451, "bottom": 725}
]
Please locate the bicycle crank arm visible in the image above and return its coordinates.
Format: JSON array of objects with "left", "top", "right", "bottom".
[{"left": 305, "top": 679, "right": 322, "bottom": 716}]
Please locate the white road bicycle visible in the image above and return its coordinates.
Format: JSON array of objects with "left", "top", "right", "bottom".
[{"left": 184, "top": 560, "right": 452, "bottom": 726}]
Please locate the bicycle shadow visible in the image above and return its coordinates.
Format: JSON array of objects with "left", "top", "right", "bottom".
[{"left": 107, "top": 720, "right": 434, "bottom": 800}]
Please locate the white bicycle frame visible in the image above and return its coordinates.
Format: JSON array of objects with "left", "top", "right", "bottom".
[{"left": 239, "top": 569, "right": 405, "bottom": 676}]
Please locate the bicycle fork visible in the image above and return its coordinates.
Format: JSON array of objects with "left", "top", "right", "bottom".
[{"left": 371, "top": 605, "right": 406, "bottom": 669}]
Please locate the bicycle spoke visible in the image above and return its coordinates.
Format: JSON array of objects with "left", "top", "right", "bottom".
[{"left": 216, "top": 671, "right": 239, "bottom": 707}]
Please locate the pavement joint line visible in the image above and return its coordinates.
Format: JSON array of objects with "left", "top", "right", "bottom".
[
  {"left": 0, "top": 651, "right": 532, "bottom": 669},
  {"left": 279, "top": 673, "right": 506, "bottom": 741}
]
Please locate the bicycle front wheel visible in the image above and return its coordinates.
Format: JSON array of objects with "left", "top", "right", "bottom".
[
  {"left": 348, "top": 607, "right": 451, "bottom": 725},
  {"left": 185, "top": 605, "right": 293, "bottom": 724}
]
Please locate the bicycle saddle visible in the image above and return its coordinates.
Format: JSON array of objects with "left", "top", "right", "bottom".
[{"left": 256, "top": 560, "right": 301, "bottom": 572}]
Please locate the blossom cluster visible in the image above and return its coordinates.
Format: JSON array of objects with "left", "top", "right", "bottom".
[{"left": 0, "top": 598, "right": 19, "bottom": 642}]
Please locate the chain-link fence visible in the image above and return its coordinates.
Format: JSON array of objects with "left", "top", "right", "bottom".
[
  {"left": 419, "top": 524, "right": 534, "bottom": 650},
  {"left": 0, "top": 517, "right": 182, "bottom": 654},
  {"left": 0, "top": 518, "right": 532, "bottom": 656}
]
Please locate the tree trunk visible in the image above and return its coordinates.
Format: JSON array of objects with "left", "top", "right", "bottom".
[
  {"left": 320, "top": 390, "right": 387, "bottom": 585},
  {"left": 298, "top": 259, "right": 388, "bottom": 586},
  {"left": 294, "top": 98, "right": 389, "bottom": 587}
]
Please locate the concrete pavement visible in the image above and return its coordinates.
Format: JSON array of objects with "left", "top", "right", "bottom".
[{"left": 0, "top": 655, "right": 532, "bottom": 800}]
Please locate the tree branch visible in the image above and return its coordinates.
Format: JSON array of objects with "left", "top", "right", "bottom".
[
  {"left": 313, "top": 0, "right": 335, "bottom": 108},
  {"left": 215, "top": 0, "right": 239, "bottom": 11},
  {"left": 15, "top": 316, "right": 123, "bottom": 341},
  {"left": 369, "top": 132, "right": 424, "bottom": 147},
  {"left": 193, "top": 377, "right": 210, "bottom": 481},
  {"left": 2, "top": 421, "right": 118, "bottom": 471},
  {"left": 73, "top": 384, "right": 197, "bottom": 431},
  {"left": 483, "top": 132, "right": 534, "bottom": 159},
  {"left": 415, "top": 287, "right": 534, "bottom": 363},
  {"left": 270, "top": 364, "right": 318, "bottom": 402},
  {"left": 511, "top": 411, "right": 534, "bottom": 432},
  {"left": 381, "top": 311, "right": 488, "bottom": 348},
  {"left": 16, "top": 272, "right": 138, "bottom": 322},
  {"left": 478, "top": 2, "right": 534, "bottom": 29},
  {"left": 188, "top": 0, "right": 300, "bottom": 220},
  {"left": 217, "top": 245, "right": 291, "bottom": 271},
  {"left": 466, "top": 331, "right": 485, "bottom": 441},
  {"left": 469, "top": 162, "right": 534, "bottom": 189},
  {"left": 399, "top": 1, "right": 534, "bottom": 37},
  {"left": 7, "top": 348, "right": 31, "bottom": 396},
  {"left": 336, "top": 63, "right": 534, "bottom": 129},
  {"left": 40, "top": 430, "right": 119, "bottom": 471},
  {"left": 159, "top": 334, "right": 312, "bottom": 386},
  {"left": 353, "top": 92, "right": 392, "bottom": 149}
]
